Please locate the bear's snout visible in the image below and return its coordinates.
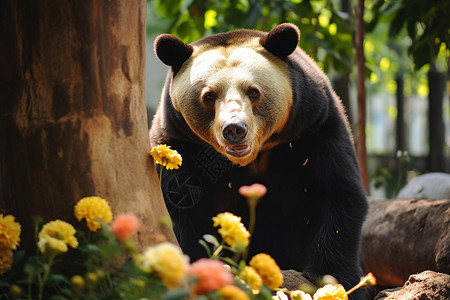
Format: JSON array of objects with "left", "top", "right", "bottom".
[{"left": 221, "top": 119, "right": 248, "bottom": 143}]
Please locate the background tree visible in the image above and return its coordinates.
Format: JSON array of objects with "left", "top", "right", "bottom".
[
  {"left": 369, "top": 0, "right": 450, "bottom": 173},
  {"left": 0, "top": 1, "right": 176, "bottom": 249}
]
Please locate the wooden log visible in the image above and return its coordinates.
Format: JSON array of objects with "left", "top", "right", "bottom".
[{"left": 0, "top": 0, "right": 176, "bottom": 249}]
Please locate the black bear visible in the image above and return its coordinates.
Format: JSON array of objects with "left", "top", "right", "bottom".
[{"left": 150, "top": 23, "right": 368, "bottom": 299}]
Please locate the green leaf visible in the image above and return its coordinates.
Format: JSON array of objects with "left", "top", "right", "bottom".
[
  {"left": 49, "top": 274, "right": 68, "bottom": 284},
  {"left": 389, "top": 8, "right": 406, "bottom": 38},
  {"left": 161, "top": 288, "right": 191, "bottom": 300},
  {"left": 198, "top": 239, "right": 212, "bottom": 257},
  {"left": 202, "top": 234, "right": 219, "bottom": 247}
]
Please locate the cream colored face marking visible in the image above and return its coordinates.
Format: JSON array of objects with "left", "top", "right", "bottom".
[{"left": 171, "top": 40, "right": 293, "bottom": 166}]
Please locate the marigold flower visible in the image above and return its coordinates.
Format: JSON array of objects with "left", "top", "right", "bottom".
[
  {"left": 110, "top": 213, "right": 140, "bottom": 242},
  {"left": 313, "top": 284, "right": 348, "bottom": 300},
  {"left": 249, "top": 253, "right": 283, "bottom": 290},
  {"left": 239, "top": 266, "right": 263, "bottom": 291},
  {"left": 38, "top": 220, "right": 78, "bottom": 254},
  {"left": 150, "top": 144, "right": 182, "bottom": 170},
  {"left": 238, "top": 183, "right": 267, "bottom": 199},
  {"left": 188, "top": 258, "right": 234, "bottom": 295},
  {"left": 219, "top": 285, "right": 250, "bottom": 300},
  {"left": 74, "top": 196, "right": 113, "bottom": 232},
  {"left": 0, "top": 214, "right": 21, "bottom": 250},
  {"left": 136, "top": 242, "right": 189, "bottom": 289},
  {"left": 0, "top": 247, "right": 13, "bottom": 274},
  {"left": 212, "top": 212, "right": 250, "bottom": 250}
]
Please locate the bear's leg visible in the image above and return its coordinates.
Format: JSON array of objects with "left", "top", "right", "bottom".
[{"left": 303, "top": 205, "right": 368, "bottom": 300}]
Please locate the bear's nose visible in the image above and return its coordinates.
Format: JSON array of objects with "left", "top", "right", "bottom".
[{"left": 222, "top": 119, "right": 248, "bottom": 143}]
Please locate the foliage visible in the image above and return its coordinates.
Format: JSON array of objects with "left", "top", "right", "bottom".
[
  {"left": 369, "top": 0, "right": 450, "bottom": 71},
  {"left": 148, "top": 0, "right": 355, "bottom": 74}
]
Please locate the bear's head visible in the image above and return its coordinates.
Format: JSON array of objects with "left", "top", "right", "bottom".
[{"left": 154, "top": 24, "right": 300, "bottom": 166}]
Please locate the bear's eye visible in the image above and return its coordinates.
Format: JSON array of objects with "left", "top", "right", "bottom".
[
  {"left": 201, "top": 91, "right": 217, "bottom": 104},
  {"left": 247, "top": 88, "right": 261, "bottom": 102}
]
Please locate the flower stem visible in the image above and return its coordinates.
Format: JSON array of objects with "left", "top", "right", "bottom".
[
  {"left": 243, "top": 196, "right": 258, "bottom": 262},
  {"left": 38, "top": 255, "right": 54, "bottom": 300},
  {"left": 346, "top": 279, "right": 365, "bottom": 295},
  {"left": 212, "top": 243, "right": 224, "bottom": 258}
]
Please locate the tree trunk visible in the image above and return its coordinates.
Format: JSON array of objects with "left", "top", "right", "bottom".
[
  {"left": 427, "top": 65, "right": 446, "bottom": 172},
  {"left": 355, "top": 0, "right": 368, "bottom": 192},
  {"left": 0, "top": 1, "right": 176, "bottom": 249}
]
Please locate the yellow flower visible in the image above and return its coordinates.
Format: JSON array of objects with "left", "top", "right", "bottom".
[
  {"left": 313, "top": 284, "right": 348, "bottom": 300},
  {"left": 0, "top": 214, "right": 21, "bottom": 250},
  {"left": 219, "top": 285, "right": 250, "bottom": 300},
  {"left": 0, "top": 247, "right": 13, "bottom": 274},
  {"left": 38, "top": 220, "right": 78, "bottom": 254},
  {"left": 150, "top": 144, "right": 182, "bottom": 170},
  {"left": 212, "top": 212, "right": 250, "bottom": 250},
  {"left": 249, "top": 253, "right": 283, "bottom": 290},
  {"left": 240, "top": 266, "right": 263, "bottom": 291},
  {"left": 74, "top": 196, "right": 113, "bottom": 232},
  {"left": 135, "top": 242, "right": 189, "bottom": 289}
]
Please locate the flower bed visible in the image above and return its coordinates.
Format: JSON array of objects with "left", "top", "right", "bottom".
[{"left": 0, "top": 145, "right": 375, "bottom": 299}]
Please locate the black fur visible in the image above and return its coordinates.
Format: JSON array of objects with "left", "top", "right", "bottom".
[{"left": 150, "top": 24, "right": 368, "bottom": 300}]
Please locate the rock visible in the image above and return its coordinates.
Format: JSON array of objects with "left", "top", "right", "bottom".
[
  {"left": 397, "top": 172, "right": 450, "bottom": 200},
  {"left": 361, "top": 198, "right": 450, "bottom": 287},
  {"left": 374, "top": 271, "right": 450, "bottom": 299},
  {"left": 281, "top": 270, "right": 315, "bottom": 291}
]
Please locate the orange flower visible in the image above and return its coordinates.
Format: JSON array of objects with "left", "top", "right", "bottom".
[
  {"left": 249, "top": 253, "right": 283, "bottom": 290},
  {"left": 219, "top": 285, "right": 250, "bottom": 300},
  {"left": 313, "top": 284, "right": 348, "bottom": 300},
  {"left": 110, "top": 213, "right": 140, "bottom": 242},
  {"left": 188, "top": 258, "right": 233, "bottom": 295}
]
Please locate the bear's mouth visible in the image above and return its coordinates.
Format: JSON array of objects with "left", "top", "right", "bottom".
[{"left": 225, "top": 144, "right": 251, "bottom": 157}]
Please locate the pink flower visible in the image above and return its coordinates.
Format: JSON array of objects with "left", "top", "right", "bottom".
[
  {"left": 239, "top": 183, "right": 267, "bottom": 199},
  {"left": 110, "top": 213, "right": 140, "bottom": 242},
  {"left": 188, "top": 258, "right": 234, "bottom": 295}
]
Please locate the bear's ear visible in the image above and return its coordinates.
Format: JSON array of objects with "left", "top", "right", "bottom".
[
  {"left": 260, "top": 23, "right": 300, "bottom": 57},
  {"left": 154, "top": 34, "right": 194, "bottom": 68}
]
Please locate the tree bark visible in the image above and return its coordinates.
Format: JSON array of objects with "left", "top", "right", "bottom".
[
  {"left": 0, "top": 1, "right": 176, "bottom": 249},
  {"left": 355, "top": 0, "right": 368, "bottom": 192}
]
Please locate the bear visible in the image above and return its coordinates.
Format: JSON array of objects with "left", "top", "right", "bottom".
[{"left": 150, "top": 23, "right": 369, "bottom": 299}]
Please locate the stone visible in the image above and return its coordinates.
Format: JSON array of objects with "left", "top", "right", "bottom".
[
  {"left": 281, "top": 270, "right": 316, "bottom": 291},
  {"left": 397, "top": 172, "right": 450, "bottom": 200},
  {"left": 361, "top": 198, "right": 450, "bottom": 287},
  {"left": 375, "top": 270, "right": 450, "bottom": 299}
]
